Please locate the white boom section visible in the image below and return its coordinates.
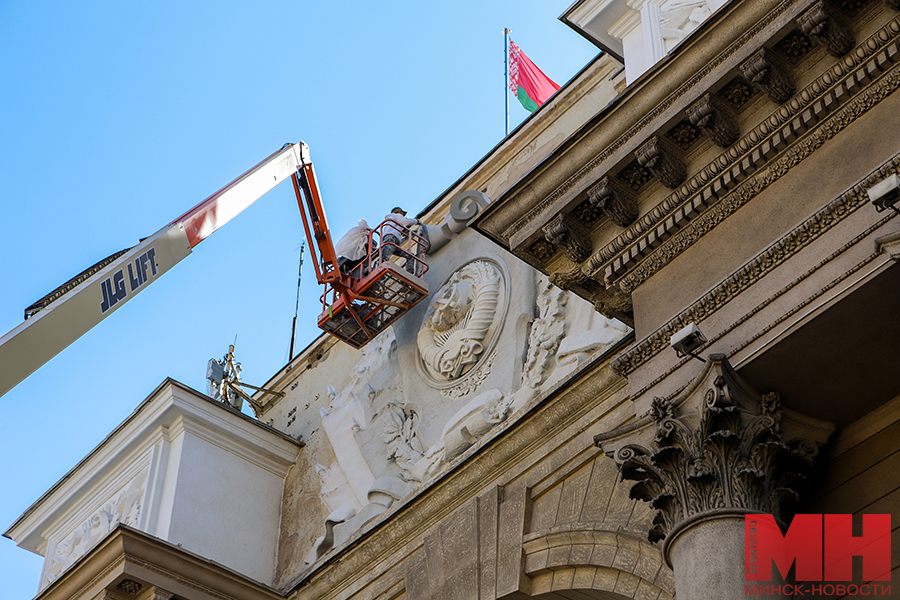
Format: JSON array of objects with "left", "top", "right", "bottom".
[
  {"left": 0, "top": 143, "right": 308, "bottom": 399},
  {"left": 0, "top": 226, "right": 191, "bottom": 398}
]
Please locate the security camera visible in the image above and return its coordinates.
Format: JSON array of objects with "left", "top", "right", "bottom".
[
  {"left": 867, "top": 174, "right": 900, "bottom": 213},
  {"left": 670, "top": 323, "right": 707, "bottom": 362}
]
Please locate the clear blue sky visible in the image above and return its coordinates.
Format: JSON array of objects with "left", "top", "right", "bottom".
[{"left": 0, "top": 1, "right": 599, "bottom": 596}]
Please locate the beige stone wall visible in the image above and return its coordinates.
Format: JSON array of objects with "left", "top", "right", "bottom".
[
  {"left": 807, "top": 393, "right": 900, "bottom": 592},
  {"left": 633, "top": 69, "right": 900, "bottom": 337}
]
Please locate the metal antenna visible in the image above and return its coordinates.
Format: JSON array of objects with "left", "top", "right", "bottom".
[
  {"left": 288, "top": 241, "right": 305, "bottom": 362},
  {"left": 504, "top": 28, "right": 511, "bottom": 137}
]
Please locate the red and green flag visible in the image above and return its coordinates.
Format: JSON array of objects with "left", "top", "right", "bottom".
[{"left": 509, "top": 39, "right": 560, "bottom": 113}]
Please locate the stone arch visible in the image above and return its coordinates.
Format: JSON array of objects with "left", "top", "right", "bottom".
[
  {"left": 531, "top": 581, "right": 658, "bottom": 600},
  {"left": 523, "top": 524, "right": 675, "bottom": 600}
]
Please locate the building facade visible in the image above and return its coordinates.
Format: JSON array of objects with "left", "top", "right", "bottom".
[{"left": 6, "top": 0, "right": 900, "bottom": 599}]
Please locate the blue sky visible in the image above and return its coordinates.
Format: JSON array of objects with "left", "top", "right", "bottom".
[{"left": 0, "top": 1, "right": 599, "bottom": 596}]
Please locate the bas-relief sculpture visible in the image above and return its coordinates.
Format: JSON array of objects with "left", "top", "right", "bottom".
[
  {"left": 416, "top": 259, "right": 506, "bottom": 386},
  {"left": 42, "top": 468, "right": 148, "bottom": 588},
  {"left": 520, "top": 275, "right": 631, "bottom": 396},
  {"left": 301, "top": 254, "right": 629, "bottom": 573},
  {"left": 305, "top": 329, "right": 417, "bottom": 567}
]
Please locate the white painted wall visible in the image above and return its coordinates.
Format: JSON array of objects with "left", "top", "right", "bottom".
[
  {"left": 565, "top": 0, "right": 731, "bottom": 84},
  {"left": 4, "top": 380, "right": 301, "bottom": 590}
]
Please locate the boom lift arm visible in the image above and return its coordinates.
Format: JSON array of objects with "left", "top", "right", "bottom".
[{"left": 0, "top": 142, "right": 428, "bottom": 399}]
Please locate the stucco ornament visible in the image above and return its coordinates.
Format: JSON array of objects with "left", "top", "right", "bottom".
[
  {"left": 410, "top": 388, "right": 512, "bottom": 482},
  {"left": 417, "top": 259, "right": 507, "bottom": 387},
  {"left": 43, "top": 468, "right": 148, "bottom": 586},
  {"left": 521, "top": 277, "right": 568, "bottom": 388},
  {"left": 380, "top": 401, "right": 426, "bottom": 481}
]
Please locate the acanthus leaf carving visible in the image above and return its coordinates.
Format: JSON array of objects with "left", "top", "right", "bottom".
[
  {"left": 115, "top": 580, "right": 144, "bottom": 596},
  {"left": 797, "top": 1, "right": 855, "bottom": 57},
  {"left": 43, "top": 469, "right": 148, "bottom": 588},
  {"left": 548, "top": 265, "right": 590, "bottom": 292},
  {"left": 635, "top": 136, "right": 686, "bottom": 189},
  {"left": 380, "top": 401, "right": 426, "bottom": 482},
  {"left": 595, "top": 356, "right": 833, "bottom": 550},
  {"left": 587, "top": 177, "right": 638, "bottom": 227},
  {"left": 686, "top": 93, "right": 739, "bottom": 148},
  {"left": 740, "top": 47, "right": 795, "bottom": 103},
  {"left": 522, "top": 277, "right": 568, "bottom": 388},
  {"left": 542, "top": 212, "right": 592, "bottom": 263}
]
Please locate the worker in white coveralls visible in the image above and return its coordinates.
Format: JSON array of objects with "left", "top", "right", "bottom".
[
  {"left": 380, "top": 207, "right": 420, "bottom": 274},
  {"left": 334, "top": 219, "right": 371, "bottom": 275}
]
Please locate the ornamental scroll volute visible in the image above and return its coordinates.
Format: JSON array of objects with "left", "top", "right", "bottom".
[
  {"left": 594, "top": 355, "right": 834, "bottom": 548},
  {"left": 416, "top": 258, "right": 508, "bottom": 388}
]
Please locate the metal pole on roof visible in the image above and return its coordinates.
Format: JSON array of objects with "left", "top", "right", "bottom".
[
  {"left": 288, "top": 240, "right": 304, "bottom": 362},
  {"left": 504, "top": 28, "right": 510, "bottom": 137}
]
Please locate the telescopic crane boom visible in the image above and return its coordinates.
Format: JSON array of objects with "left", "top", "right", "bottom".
[{"left": 0, "top": 142, "right": 428, "bottom": 399}]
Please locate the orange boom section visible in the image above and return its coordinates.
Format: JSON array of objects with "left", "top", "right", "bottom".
[{"left": 291, "top": 158, "right": 429, "bottom": 348}]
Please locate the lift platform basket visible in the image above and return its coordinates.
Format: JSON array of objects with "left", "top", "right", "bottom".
[{"left": 318, "top": 263, "right": 428, "bottom": 348}]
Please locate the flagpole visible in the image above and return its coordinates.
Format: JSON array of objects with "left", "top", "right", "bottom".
[{"left": 504, "top": 28, "right": 510, "bottom": 136}]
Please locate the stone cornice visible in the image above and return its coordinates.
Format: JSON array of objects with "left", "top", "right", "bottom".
[
  {"left": 5, "top": 379, "right": 301, "bottom": 553},
  {"left": 588, "top": 16, "right": 900, "bottom": 289},
  {"left": 497, "top": 0, "right": 803, "bottom": 246},
  {"left": 610, "top": 150, "right": 900, "bottom": 379},
  {"left": 36, "top": 525, "right": 281, "bottom": 600}
]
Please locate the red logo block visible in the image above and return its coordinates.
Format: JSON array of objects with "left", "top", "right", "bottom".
[{"left": 746, "top": 514, "right": 891, "bottom": 582}]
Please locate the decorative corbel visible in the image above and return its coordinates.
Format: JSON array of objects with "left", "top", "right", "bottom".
[
  {"left": 542, "top": 212, "right": 591, "bottom": 263},
  {"left": 740, "top": 47, "right": 795, "bottom": 103},
  {"left": 591, "top": 286, "right": 634, "bottom": 328},
  {"left": 635, "top": 136, "right": 686, "bottom": 189},
  {"left": 796, "top": 1, "right": 854, "bottom": 57},
  {"left": 114, "top": 580, "right": 145, "bottom": 597},
  {"left": 875, "top": 230, "right": 900, "bottom": 261},
  {"left": 587, "top": 176, "right": 639, "bottom": 227},
  {"left": 548, "top": 265, "right": 591, "bottom": 291},
  {"left": 422, "top": 190, "right": 490, "bottom": 254},
  {"left": 686, "top": 93, "right": 739, "bottom": 148}
]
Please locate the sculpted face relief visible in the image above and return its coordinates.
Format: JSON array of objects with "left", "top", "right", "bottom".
[{"left": 416, "top": 259, "right": 507, "bottom": 387}]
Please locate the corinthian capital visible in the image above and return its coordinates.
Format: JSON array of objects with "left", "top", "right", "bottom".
[{"left": 594, "top": 355, "right": 833, "bottom": 549}]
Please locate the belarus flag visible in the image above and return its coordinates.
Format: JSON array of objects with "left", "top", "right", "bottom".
[{"left": 509, "top": 39, "right": 560, "bottom": 113}]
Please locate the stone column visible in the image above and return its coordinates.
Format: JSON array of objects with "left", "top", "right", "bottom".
[{"left": 595, "top": 355, "right": 833, "bottom": 600}]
